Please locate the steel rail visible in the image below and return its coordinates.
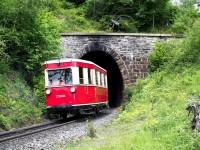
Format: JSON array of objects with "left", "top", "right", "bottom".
[{"left": 0, "top": 117, "right": 80, "bottom": 143}]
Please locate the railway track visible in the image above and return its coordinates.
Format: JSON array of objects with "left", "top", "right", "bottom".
[{"left": 0, "top": 117, "right": 81, "bottom": 143}]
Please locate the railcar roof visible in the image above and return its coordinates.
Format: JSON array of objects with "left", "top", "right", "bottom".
[{"left": 44, "top": 58, "right": 106, "bottom": 72}]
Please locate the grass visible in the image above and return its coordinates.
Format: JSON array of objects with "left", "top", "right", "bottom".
[
  {"left": 65, "top": 68, "right": 200, "bottom": 150},
  {"left": 66, "top": 116, "right": 145, "bottom": 150}
]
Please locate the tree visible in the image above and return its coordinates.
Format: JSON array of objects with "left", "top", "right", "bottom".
[
  {"left": 0, "top": 0, "right": 62, "bottom": 84},
  {"left": 86, "top": 0, "right": 175, "bottom": 32}
]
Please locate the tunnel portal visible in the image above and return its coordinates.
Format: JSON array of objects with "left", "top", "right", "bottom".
[{"left": 61, "top": 33, "right": 173, "bottom": 107}]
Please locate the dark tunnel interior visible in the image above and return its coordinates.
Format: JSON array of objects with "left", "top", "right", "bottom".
[{"left": 81, "top": 51, "right": 124, "bottom": 108}]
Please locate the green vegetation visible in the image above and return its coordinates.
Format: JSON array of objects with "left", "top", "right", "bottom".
[
  {"left": 66, "top": 8, "right": 200, "bottom": 150},
  {"left": 0, "top": 0, "right": 100, "bottom": 131},
  {"left": 0, "top": 0, "right": 62, "bottom": 83},
  {"left": 86, "top": 0, "right": 176, "bottom": 32},
  {"left": 0, "top": 0, "right": 61, "bottom": 131},
  {"left": 0, "top": 71, "right": 42, "bottom": 131},
  {"left": 67, "top": 68, "right": 200, "bottom": 149},
  {"left": 0, "top": 0, "right": 199, "bottom": 132},
  {"left": 61, "top": 6, "right": 100, "bottom": 32},
  {"left": 171, "top": 0, "right": 198, "bottom": 33}
]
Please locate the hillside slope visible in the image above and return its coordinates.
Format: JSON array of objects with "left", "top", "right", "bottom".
[
  {"left": 0, "top": 70, "right": 42, "bottom": 131},
  {"left": 66, "top": 19, "right": 200, "bottom": 150}
]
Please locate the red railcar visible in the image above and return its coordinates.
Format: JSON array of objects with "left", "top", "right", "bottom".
[{"left": 44, "top": 58, "right": 108, "bottom": 117}]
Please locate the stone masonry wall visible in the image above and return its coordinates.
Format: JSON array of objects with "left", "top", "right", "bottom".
[{"left": 61, "top": 33, "right": 176, "bottom": 86}]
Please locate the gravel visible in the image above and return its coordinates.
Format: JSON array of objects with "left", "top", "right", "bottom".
[{"left": 0, "top": 108, "right": 119, "bottom": 150}]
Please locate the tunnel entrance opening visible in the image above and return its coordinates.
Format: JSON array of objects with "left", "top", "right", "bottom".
[{"left": 80, "top": 51, "right": 124, "bottom": 108}]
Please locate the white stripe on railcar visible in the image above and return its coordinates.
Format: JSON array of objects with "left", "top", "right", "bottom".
[{"left": 44, "top": 58, "right": 106, "bottom": 72}]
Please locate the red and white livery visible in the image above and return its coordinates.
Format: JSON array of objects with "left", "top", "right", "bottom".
[{"left": 44, "top": 58, "right": 108, "bottom": 117}]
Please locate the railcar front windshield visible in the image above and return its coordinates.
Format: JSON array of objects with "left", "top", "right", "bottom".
[{"left": 47, "top": 68, "right": 72, "bottom": 86}]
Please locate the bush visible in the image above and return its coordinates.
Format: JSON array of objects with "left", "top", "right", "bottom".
[
  {"left": 0, "top": 0, "right": 62, "bottom": 85},
  {"left": 33, "top": 74, "right": 46, "bottom": 113},
  {"left": 0, "top": 71, "right": 42, "bottom": 131},
  {"left": 149, "top": 39, "right": 183, "bottom": 72},
  {"left": 150, "top": 18, "right": 200, "bottom": 72},
  {"left": 0, "top": 114, "right": 11, "bottom": 131},
  {"left": 180, "top": 19, "right": 200, "bottom": 64},
  {"left": 62, "top": 7, "right": 99, "bottom": 32},
  {"left": 0, "top": 37, "right": 10, "bottom": 73},
  {"left": 171, "top": 0, "right": 199, "bottom": 34}
]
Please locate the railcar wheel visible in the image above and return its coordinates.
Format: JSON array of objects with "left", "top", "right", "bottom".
[
  {"left": 61, "top": 113, "right": 67, "bottom": 120},
  {"left": 74, "top": 111, "right": 81, "bottom": 117},
  {"left": 95, "top": 107, "right": 100, "bottom": 115},
  {"left": 46, "top": 110, "right": 54, "bottom": 120}
]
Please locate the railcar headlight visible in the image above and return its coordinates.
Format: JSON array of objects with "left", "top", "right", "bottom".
[
  {"left": 70, "top": 87, "right": 76, "bottom": 93},
  {"left": 46, "top": 89, "right": 51, "bottom": 95}
]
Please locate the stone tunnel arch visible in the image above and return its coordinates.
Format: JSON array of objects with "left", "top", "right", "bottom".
[{"left": 77, "top": 42, "right": 130, "bottom": 108}]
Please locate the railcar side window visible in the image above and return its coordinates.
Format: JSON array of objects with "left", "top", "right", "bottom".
[
  {"left": 104, "top": 75, "right": 107, "bottom": 87},
  {"left": 65, "top": 69, "right": 72, "bottom": 84},
  {"left": 97, "top": 71, "right": 100, "bottom": 86},
  {"left": 91, "top": 69, "right": 96, "bottom": 85},
  {"left": 79, "top": 67, "right": 84, "bottom": 84},
  {"left": 100, "top": 73, "right": 103, "bottom": 86},
  {"left": 95, "top": 70, "right": 98, "bottom": 85},
  {"left": 88, "top": 69, "right": 92, "bottom": 84},
  {"left": 48, "top": 68, "right": 72, "bottom": 86},
  {"left": 101, "top": 73, "right": 105, "bottom": 87}
]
